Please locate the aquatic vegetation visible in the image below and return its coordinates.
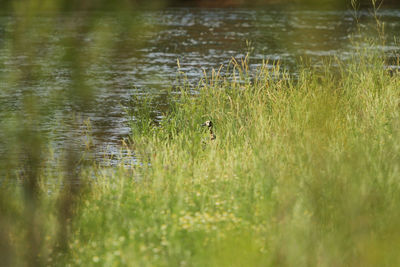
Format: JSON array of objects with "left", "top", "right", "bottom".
[
  {"left": 56, "top": 48, "right": 399, "bottom": 266},
  {"left": 1, "top": 9, "right": 400, "bottom": 264}
]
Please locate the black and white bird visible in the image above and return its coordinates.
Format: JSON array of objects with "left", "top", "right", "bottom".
[{"left": 201, "top": 120, "right": 216, "bottom": 141}]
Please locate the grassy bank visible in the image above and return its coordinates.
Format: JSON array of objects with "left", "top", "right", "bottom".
[
  {"left": 68, "top": 48, "right": 399, "bottom": 266},
  {"left": 3, "top": 48, "right": 400, "bottom": 266}
]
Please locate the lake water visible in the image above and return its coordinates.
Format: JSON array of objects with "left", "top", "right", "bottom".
[{"left": 1, "top": 6, "right": 399, "bottom": 162}]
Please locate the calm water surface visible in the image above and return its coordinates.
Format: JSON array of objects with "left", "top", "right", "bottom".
[{"left": 1, "top": 7, "right": 399, "bottom": 162}]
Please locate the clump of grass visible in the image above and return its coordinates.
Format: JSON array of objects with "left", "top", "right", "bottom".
[{"left": 61, "top": 46, "right": 400, "bottom": 266}]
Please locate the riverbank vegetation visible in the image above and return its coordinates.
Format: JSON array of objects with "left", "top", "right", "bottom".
[
  {"left": 84, "top": 50, "right": 400, "bottom": 266},
  {"left": 2, "top": 44, "right": 400, "bottom": 266},
  {"left": 1, "top": 0, "right": 400, "bottom": 266}
]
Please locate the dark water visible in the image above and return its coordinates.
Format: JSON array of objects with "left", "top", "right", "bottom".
[{"left": 1, "top": 7, "right": 400, "bottom": 162}]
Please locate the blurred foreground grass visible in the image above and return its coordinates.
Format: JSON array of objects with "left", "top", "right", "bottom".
[{"left": 4, "top": 47, "right": 399, "bottom": 266}]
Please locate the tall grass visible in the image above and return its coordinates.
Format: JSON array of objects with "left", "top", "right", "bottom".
[
  {"left": 2, "top": 47, "right": 399, "bottom": 266},
  {"left": 1, "top": 4, "right": 399, "bottom": 264},
  {"left": 2, "top": 0, "right": 398, "bottom": 266},
  {"left": 48, "top": 47, "right": 399, "bottom": 266}
]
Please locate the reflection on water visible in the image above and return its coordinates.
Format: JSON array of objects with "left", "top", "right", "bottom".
[{"left": 1, "top": 7, "right": 399, "bottom": 161}]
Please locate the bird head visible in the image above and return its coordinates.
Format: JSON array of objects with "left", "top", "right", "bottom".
[{"left": 201, "top": 120, "right": 213, "bottom": 128}]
